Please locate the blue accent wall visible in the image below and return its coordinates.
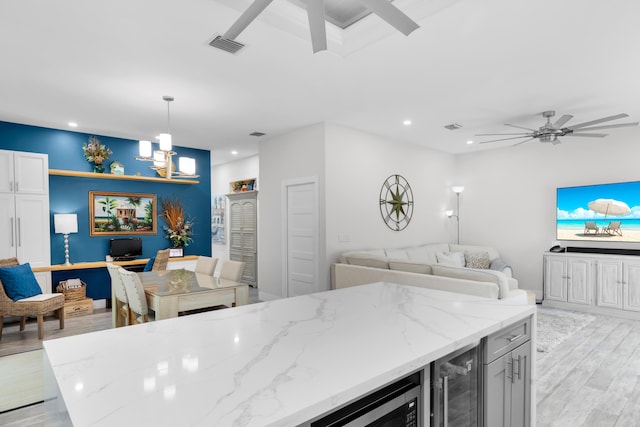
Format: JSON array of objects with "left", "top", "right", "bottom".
[{"left": 0, "top": 121, "right": 211, "bottom": 266}]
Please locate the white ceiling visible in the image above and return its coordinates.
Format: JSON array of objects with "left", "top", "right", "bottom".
[{"left": 1, "top": 0, "right": 639, "bottom": 165}]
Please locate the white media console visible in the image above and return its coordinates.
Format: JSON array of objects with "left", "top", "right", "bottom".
[{"left": 543, "top": 250, "right": 640, "bottom": 319}]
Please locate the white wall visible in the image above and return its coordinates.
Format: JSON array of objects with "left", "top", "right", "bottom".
[
  {"left": 325, "top": 123, "right": 457, "bottom": 264},
  {"left": 258, "top": 123, "right": 326, "bottom": 300},
  {"left": 455, "top": 133, "right": 640, "bottom": 299},
  {"left": 211, "top": 154, "right": 259, "bottom": 273},
  {"left": 258, "top": 122, "right": 458, "bottom": 300}
]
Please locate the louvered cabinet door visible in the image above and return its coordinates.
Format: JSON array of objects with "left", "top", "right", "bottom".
[{"left": 227, "top": 191, "right": 258, "bottom": 287}]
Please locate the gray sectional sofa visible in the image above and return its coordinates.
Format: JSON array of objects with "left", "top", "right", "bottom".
[{"left": 331, "top": 243, "right": 528, "bottom": 303}]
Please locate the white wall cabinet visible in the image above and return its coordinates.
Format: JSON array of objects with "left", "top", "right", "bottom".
[
  {"left": 544, "top": 252, "right": 640, "bottom": 319},
  {"left": 227, "top": 191, "right": 257, "bottom": 287},
  {"left": 0, "top": 150, "right": 51, "bottom": 292}
]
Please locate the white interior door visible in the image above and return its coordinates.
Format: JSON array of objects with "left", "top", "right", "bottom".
[{"left": 283, "top": 179, "right": 319, "bottom": 297}]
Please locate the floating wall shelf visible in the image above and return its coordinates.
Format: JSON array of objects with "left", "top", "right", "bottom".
[{"left": 48, "top": 169, "right": 199, "bottom": 185}]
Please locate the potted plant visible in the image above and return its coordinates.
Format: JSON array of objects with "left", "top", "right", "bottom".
[
  {"left": 82, "top": 136, "right": 112, "bottom": 173},
  {"left": 160, "top": 196, "right": 194, "bottom": 248}
]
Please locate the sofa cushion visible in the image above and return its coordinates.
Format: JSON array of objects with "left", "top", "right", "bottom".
[
  {"left": 385, "top": 248, "right": 409, "bottom": 260},
  {"left": 338, "top": 249, "right": 387, "bottom": 264},
  {"left": 436, "top": 251, "right": 465, "bottom": 267},
  {"left": 449, "top": 244, "right": 500, "bottom": 261},
  {"left": 345, "top": 253, "right": 389, "bottom": 269},
  {"left": 0, "top": 262, "right": 42, "bottom": 302},
  {"left": 465, "top": 251, "right": 491, "bottom": 269},
  {"left": 388, "top": 261, "right": 432, "bottom": 274},
  {"left": 431, "top": 265, "right": 510, "bottom": 299},
  {"left": 406, "top": 244, "right": 448, "bottom": 264}
]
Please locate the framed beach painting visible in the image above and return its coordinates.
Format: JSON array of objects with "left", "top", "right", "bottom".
[{"left": 89, "top": 191, "right": 157, "bottom": 236}]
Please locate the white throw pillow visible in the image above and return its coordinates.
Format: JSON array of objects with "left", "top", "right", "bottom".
[{"left": 436, "top": 251, "right": 466, "bottom": 267}]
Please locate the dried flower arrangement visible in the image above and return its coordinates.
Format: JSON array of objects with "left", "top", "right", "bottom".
[{"left": 160, "top": 196, "right": 194, "bottom": 247}]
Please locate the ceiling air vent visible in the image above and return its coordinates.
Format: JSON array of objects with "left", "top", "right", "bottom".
[
  {"left": 209, "top": 35, "right": 245, "bottom": 54},
  {"left": 250, "top": 131, "right": 266, "bottom": 137},
  {"left": 444, "top": 123, "right": 463, "bottom": 130}
]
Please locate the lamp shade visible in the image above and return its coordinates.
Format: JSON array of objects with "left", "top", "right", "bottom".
[
  {"left": 54, "top": 214, "right": 78, "bottom": 234},
  {"left": 139, "top": 140, "right": 152, "bottom": 157},
  {"left": 179, "top": 157, "right": 196, "bottom": 175},
  {"left": 159, "top": 133, "right": 172, "bottom": 151},
  {"left": 444, "top": 210, "right": 454, "bottom": 217},
  {"left": 452, "top": 186, "right": 465, "bottom": 194}
]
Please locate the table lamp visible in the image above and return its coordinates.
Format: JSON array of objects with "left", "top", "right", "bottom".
[{"left": 54, "top": 214, "right": 78, "bottom": 265}]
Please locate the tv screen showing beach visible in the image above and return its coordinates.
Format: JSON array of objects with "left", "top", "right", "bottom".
[{"left": 557, "top": 181, "right": 640, "bottom": 242}]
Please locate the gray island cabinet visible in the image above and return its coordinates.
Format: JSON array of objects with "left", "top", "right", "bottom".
[{"left": 44, "top": 282, "right": 535, "bottom": 427}]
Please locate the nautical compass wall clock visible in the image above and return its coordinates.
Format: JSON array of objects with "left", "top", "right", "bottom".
[{"left": 379, "top": 174, "right": 414, "bottom": 231}]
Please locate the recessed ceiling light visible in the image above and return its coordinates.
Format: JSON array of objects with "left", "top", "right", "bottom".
[
  {"left": 231, "top": 150, "right": 238, "bottom": 155},
  {"left": 466, "top": 140, "right": 474, "bottom": 145},
  {"left": 68, "top": 122, "right": 78, "bottom": 128},
  {"left": 403, "top": 120, "right": 412, "bottom": 126}
]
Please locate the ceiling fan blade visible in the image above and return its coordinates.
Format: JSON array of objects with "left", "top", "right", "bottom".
[
  {"left": 223, "top": 0, "right": 274, "bottom": 40},
  {"left": 552, "top": 114, "right": 573, "bottom": 128},
  {"left": 307, "top": 0, "right": 327, "bottom": 53},
  {"left": 479, "top": 135, "right": 535, "bottom": 144},
  {"left": 566, "top": 122, "right": 639, "bottom": 132},
  {"left": 505, "top": 123, "right": 537, "bottom": 132},
  {"left": 359, "top": 0, "right": 420, "bottom": 35},
  {"left": 565, "top": 132, "right": 608, "bottom": 138},
  {"left": 475, "top": 133, "right": 532, "bottom": 136},
  {"left": 567, "top": 113, "right": 629, "bottom": 130},
  {"left": 512, "top": 137, "right": 535, "bottom": 146}
]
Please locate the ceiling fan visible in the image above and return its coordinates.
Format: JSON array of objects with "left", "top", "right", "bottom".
[
  {"left": 219, "top": 0, "right": 420, "bottom": 53},
  {"left": 477, "top": 110, "right": 639, "bottom": 146}
]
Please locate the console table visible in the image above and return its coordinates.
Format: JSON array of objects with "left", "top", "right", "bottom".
[{"left": 543, "top": 251, "right": 640, "bottom": 319}]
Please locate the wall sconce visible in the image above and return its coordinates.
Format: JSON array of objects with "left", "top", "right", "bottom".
[
  {"left": 54, "top": 213, "right": 78, "bottom": 265},
  {"left": 135, "top": 96, "right": 199, "bottom": 180},
  {"left": 446, "top": 186, "right": 464, "bottom": 244}
]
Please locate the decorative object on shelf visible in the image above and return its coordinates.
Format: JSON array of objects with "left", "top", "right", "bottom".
[
  {"left": 110, "top": 160, "right": 124, "bottom": 175},
  {"left": 82, "top": 136, "right": 112, "bottom": 173},
  {"left": 445, "top": 186, "right": 464, "bottom": 244},
  {"left": 379, "top": 174, "right": 414, "bottom": 231},
  {"left": 135, "top": 96, "right": 199, "bottom": 180},
  {"left": 230, "top": 178, "right": 257, "bottom": 193},
  {"left": 54, "top": 213, "right": 78, "bottom": 265},
  {"left": 160, "top": 195, "right": 194, "bottom": 248},
  {"left": 89, "top": 191, "right": 156, "bottom": 236}
]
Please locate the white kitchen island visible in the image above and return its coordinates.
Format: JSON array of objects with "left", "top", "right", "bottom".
[{"left": 43, "top": 282, "right": 536, "bottom": 426}]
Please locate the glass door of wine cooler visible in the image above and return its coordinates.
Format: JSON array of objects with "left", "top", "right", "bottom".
[{"left": 431, "top": 343, "right": 480, "bottom": 427}]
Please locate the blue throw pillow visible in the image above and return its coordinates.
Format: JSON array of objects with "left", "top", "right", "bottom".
[
  {"left": 0, "top": 263, "right": 43, "bottom": 301},
  {"left": 143, "top": 257, "right": 155, "bottom": 272}
]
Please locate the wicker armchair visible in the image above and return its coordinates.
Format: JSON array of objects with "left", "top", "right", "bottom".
[{"left": 0, "top": 257, "right": 65, "bottom": 340}]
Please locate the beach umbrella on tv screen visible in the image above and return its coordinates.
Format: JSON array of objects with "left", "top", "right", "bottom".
[{"left": 588, "top": 198, "right": 631, "bottom": 221}]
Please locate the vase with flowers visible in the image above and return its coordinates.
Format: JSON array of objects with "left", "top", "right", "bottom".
[
  {"left": 160, "top": 196, "right": 194, "bottom": 248},
  {"left": 82, "top": 136, "right": 112, "bottom": 173}
]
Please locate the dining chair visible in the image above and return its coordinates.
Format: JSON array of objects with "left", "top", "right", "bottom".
[
  {"left": 152, "top": 249, "right": 171, "bottom": 271},
  {"left": 219, "top": 260, "right": 246, "bottom": 282},
  {"left": 106, "top": 263, "right": 130, "bottom": 327},
  {"left": 195, "top": 256, "right": 218, "bottom": 276},
  {"left": 118, "top": 268, "right": 149, "bottom": 324}
]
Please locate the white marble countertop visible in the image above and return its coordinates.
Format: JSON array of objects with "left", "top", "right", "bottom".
[{"left": 43, "top": 282, "right": 535, "bottom": 426}]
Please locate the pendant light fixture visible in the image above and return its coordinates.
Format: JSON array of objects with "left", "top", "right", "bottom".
[{"left": 135, "top": 96, "right": 199, "bottom": 179}]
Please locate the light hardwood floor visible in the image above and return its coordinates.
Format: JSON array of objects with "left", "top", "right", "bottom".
[{"left": 2, "top": 302, "right": 639, "bottom": 426}]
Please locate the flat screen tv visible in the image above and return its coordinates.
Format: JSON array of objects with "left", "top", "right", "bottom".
[
  {"left": 557, "top": 181, "right": 640, "bottom": 242},
  {"left": 109, "top": 238, "right": 142, "bottom": 260}
]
